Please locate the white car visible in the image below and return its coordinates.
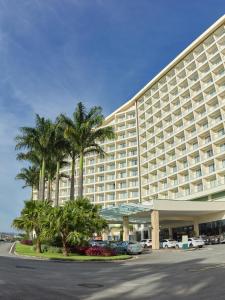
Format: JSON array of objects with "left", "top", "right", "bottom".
[
  {"left": 176, "top": 237, "right": 205, "bottom": 248},
  {"left": 140, "top": 239, "right": 152, "bottom": 248},
  {"left": 188, "top": 237, "right": 204, "bottom": 248},
  {"left": 161, "top": 239, "right": 177, "bottom": 248}
]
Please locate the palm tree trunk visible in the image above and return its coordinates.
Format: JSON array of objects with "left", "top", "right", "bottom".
[
  {"left": 40, "top": 158, "right": 46, "bottom": 200},
  {"left": 62, "top": 234, "right": 68, "bottom": 256},
  {"left": 47, "top": 174, "right": 51, "bottom": 201},
  {"left": 36, "top": 237, "right": 42, "bottom": 253},
  {"left": 70, "top": 156, "right": 75, "bottom": 200},
  {"left": 55, "top": 161, "right": 60, "bottom": 206},
  {"left": 38, "top": 168, "right": 42, "bottom": 199},
  {"left": 31, "top": 185, "right": 33, "bottom": 201},
  {"left": 78, "top": 152, "right": 84, "bottom": 198}
]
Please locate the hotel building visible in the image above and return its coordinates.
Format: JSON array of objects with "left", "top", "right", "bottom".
[
  {"left": 57, "top": 15, "right": 225, "bottom": 246},
  {"left": 60, "top": 15, "right": 225, "bottom": 205}
]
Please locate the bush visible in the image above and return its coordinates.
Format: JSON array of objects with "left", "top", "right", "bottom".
[
  {"left": 32, "top": 244, "right": 48, "bottom": 252},
  {"left": 70, "top": 246, "right": 89, "bottom": 255},
  {"left": 47, "top": 246, "right": 62, "bottom": 254},
  {"left": 20, "top": 240, "right": 33, "bottom": 246},
  {"left": 85, "top": 246, "right": 117, "bottom": 257}
]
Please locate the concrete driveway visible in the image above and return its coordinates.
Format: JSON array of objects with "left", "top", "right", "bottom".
[{"left": 1, "top": 242, "right": 225, "bottom": 299}]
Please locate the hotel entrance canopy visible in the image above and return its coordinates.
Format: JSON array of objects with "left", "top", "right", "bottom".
[
  {"left": 100, "top": 199, "right": 225, "bottom": 224},
  {"left": 100, "top": 199, "right": 225, "bottom": 250}
]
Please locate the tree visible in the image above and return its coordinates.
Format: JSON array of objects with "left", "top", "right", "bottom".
[
  {"left": 45, "top": 197, "right": 107, "bottom": 256},
  {"left": 16, "top": 166, "right": 39, "bottom": 200},
  {"left": 15, "top": 115, "right": 55, "bottom": 200},
  {"left": 12, "top": 200, "right": 52, "bottom": 253},
  {"left": 60, "top": 102, "right": 115, "bottom": 198},
  {"left": 50, "top": 121, "right": 70, "bottom": 206}
]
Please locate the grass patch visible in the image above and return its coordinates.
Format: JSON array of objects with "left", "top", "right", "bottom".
[{"left": 15, "top": 243, "right": 131, "bottom": 261}]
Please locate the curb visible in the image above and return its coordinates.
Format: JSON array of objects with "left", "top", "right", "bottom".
[{"left": 9, "top": 241, "right": 17, "bottom": 255}]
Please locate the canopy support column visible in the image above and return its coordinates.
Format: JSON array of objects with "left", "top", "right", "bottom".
[
  {"left": 151, "top": 210, "right": 160, "bottom": 250},
  {"left": 123, "top": 216, "right": 129, "bottom": 241},
  {"left": 193, "top": 219, "right": 199, "bottom": 236}
]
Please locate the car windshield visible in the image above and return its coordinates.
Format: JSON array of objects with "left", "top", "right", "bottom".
[{"left": 168, "top": 239, "right": 176, "bottom": 242}]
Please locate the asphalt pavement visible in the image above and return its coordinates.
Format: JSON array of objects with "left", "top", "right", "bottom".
[{"left": 1, "top": 242, "right": 225, "bottom": 299}]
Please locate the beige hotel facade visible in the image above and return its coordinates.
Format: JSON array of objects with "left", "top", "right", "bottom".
[{"left": 57, "top": 15, "right": 225, "bottom": 245}]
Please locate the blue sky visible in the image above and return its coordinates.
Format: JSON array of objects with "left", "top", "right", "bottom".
[{"left": 0, "top": 0, "right": 224, "bottom": 231}]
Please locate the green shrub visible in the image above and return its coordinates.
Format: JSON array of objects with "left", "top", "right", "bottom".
[{"left": 47, "top": 246, "right": 62, "bottom": 254}]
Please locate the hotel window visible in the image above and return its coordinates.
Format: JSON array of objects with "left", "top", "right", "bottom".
[
  {"left": 209, "top": 163, "right": 215, "bottom": 173},
  {"left": 98, "top": 176, "right": 104, "bottom": 182},
  {"left": 222, "top": 159, "right": 225, "bottom": 168},
  {"left": 210, "top": 179, "right": 216, "bottom": 188},
  {"left": 131, "top": 159, "right": 138, "bottom": 166},
  {"left": 119, "top": 152, "right": 126, "bottom": 158},
  {"left": 205, "top": 135, "right": 211, "bottom": 144},
  {"left": 197, "top": 183, "right": 203, "bottom": 192},
  {"left": 196, "top": 169, "right": 202, "bottom": 178},
  {"left": 119, "top": 182, "right": 126, "bottom": 189},
  {"left": 119, "top": 171, "right": 126, "bottom": 178},
  {"left": 119, "top": 162, "right": 126, "bottom": 169},
  {"left": 218, "top": 128, "right": 225, "bottom": 137},
  {"left": 119, "top": 143, "right": 126, "bottom": 149},
  {"left": 129, "top": 150, "right": 137, "bottom": 156},
  {"left": 183, "top": 160, "right": 188, "bottom": 168},
  {"left": 108, "top": 194, "right": 115, "bottom": 200},
  {"left": 108, "top": 154, "right": 115, "bottom": 161},
  {"left": 119, "top": 192, "right": 127, "bottom": 199},
  {"left": 195, "top": 155, "right": 200, "bottom": 163},
  {"left": 193, "top": 142, "right": 198, "bottom": 150},
  {"left": 98, "top": 195, "right": 104, "bottom": 202},
  {"left": 185, "top": 174, "right": 189, "bottom": 182},
  {"left": 130, "top": 180, "right": 138, "bottom": 187},
  {"left": 107, "top": 174, "right": 115, "bottom": 180},
  {"left": 207, "top": 149, "right": 214, "bottom": 157},
  {"left": 98, "top": 166, "right": 104, "bottom": 172},
  {"left": 220, "top": 143, "right": 225, "bottom": 153},
  {"left": 185, "top": 187, "right": 190, "bottom": 195},
  {"left": 130, "top": 170, "right": 138, "bottom": 177},
  {"left": 131, "top": 191, "right": 139, "bottom": 198}
]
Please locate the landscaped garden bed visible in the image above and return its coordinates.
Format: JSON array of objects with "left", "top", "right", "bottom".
[{"left": 15, "top": 242, "right": 132, "bottom": 261}]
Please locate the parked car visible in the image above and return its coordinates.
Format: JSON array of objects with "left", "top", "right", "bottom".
[
  {"left": 89, "top": 240, "right": 109, "bottom": 247},
  {"left": 188, "top": 237, "right": 204, "bottom": 248},
  {"left": 127, "top": 241, "right": 143, "bottom": 254},
  {"left": 140, "top": 239, "right": 152, "bottom": 248},
  {"left": 176, "top": 237, "right": 204, "bottom": 248},
  {"left": 161, "top": 239, "right": 177, "bottom": 248}
]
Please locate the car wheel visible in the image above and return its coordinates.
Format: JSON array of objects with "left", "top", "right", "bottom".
[
  {"left": 165, "top": 245, "right": 168, "bottom": 248},
  {"left": 144, "top": 244, "right": 147, "bottom": 248},
  {"left": 189, "top": 243, "right": 193, "bottom": 248},
  {"left": 175, "top": 245, "right": 179, "bottom": 249}
]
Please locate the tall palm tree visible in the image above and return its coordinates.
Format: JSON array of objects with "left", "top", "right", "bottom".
[
  {"left": 16, "top": 166, "right": 39, "bottom": 200},
  {"left": 15, "top": 115, "right": 55, "bottom": 200},
  {"left": 51, "top": 121, "right": 71, "bottom": 205},
  {"left": 16, "top": 150, "right": 42, "bottom": 199},
  {"left": 60, "top": 102, "right": 115, "bottom": 198}
]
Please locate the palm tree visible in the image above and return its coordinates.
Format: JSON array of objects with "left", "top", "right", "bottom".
[
  {"left": 51, "top": 121, "right": 70, "bottom": 205},
  {"left": 45, "top": 198, "right": 107, "bottom": 256},
  {"left": 16, "top": 166, "right": 39, "bottom": 200},
  {"left": 60, "top": 102, "right": 115, "bottom": 198},
  {"left": 12, "top": 200, "right": 52, "bottom": 253},
  {"left": 16, "top": 151, "right": 42, "bottom": 199},
  {"left": 15, "top": 115, "right": 55, "bottom": 200}
]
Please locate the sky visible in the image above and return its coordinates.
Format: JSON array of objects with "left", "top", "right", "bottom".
[{"left": 0, "top": 0, "right": 224, "bottom": 232}]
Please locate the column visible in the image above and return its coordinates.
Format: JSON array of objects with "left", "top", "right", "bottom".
[
  {"left": 168, "top": 226, "right": 173, "bottom": 238},
  {"left": 151, "top": 210, "right": 160, "bottom": 250},
  {"left": 123, "top": 216, "right": 129, "bottom": 241},
  {"left": 193, "top": 219, "right": 199, "bottom": 236}
]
